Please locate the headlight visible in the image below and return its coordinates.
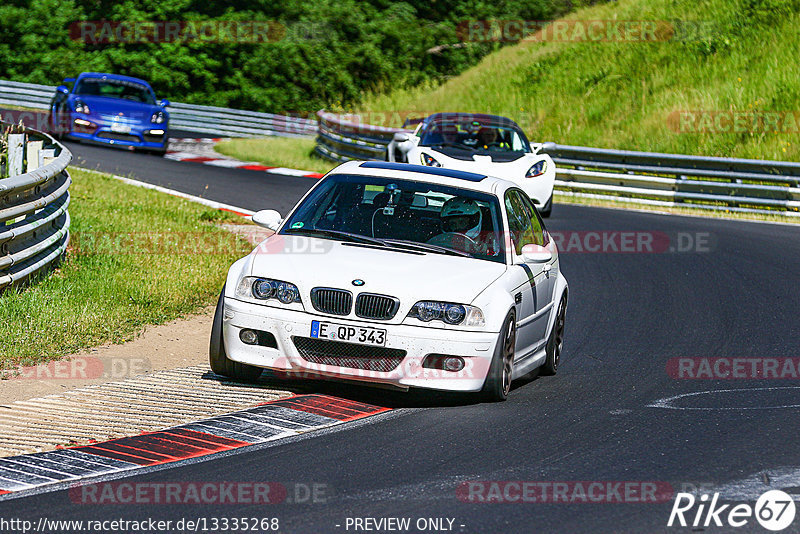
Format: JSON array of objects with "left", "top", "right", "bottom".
[
  {"left": 407, "top": 301, "right": 484, "bottom": 326},
  {"left": 525, "top": 160, "right": 547, "bottom": 177},
  {"left": 420, "top": 153, "right": 442, "bottom": 167},
  {"left": 151, "top": 111, "right": 166, "bottom": 124},
  {"left": 74, "top": 100, "right": 89, "bottom": 114},
  {"left": 236, "top": 276, "right": 301, "bottom": 304}
]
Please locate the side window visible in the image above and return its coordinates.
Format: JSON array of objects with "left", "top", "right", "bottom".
[
  {"left": 518, "top": 193, "right": 546, "bottom": 246},
  {"left": 504, "top": 190, "right": 535, "bottom": 255}
]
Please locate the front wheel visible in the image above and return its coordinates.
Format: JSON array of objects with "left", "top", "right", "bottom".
[
  {"left": 481, "top": 312, "right": 516, "bottom": 402},
  {"left": 540, "top": 195, "right": 553, "bottom": 218},
  {"left": 209, "top": 286, "right": 263, "bottom": 381},
  {"left": 541, "top": 293, "right": 567, "bottom": 375}
]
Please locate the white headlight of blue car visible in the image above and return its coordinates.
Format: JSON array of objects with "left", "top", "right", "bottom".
[{"left": 210, "top": 161, "right": 568, "bottom": 401}]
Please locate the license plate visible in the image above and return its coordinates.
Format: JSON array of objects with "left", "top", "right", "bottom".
[
  {"left": 310, "top": 320, "right": 386, "bottom": 346},
  {"left": 110, "top": 122, "right": 131, "bottom": 133}
]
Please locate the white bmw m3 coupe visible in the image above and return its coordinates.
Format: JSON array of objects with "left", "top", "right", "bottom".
[{"left": 210, "top": 161, "right": 568, "bottom": 401}]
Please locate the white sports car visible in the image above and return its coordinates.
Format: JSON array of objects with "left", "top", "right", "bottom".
[
  {"left": 387, "top": 113, "right": 556, "bottom": 217},
  {"left": 210, "top": 161, "right": 568, "bottom": 401}
]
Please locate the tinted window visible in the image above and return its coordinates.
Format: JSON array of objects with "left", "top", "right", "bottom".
[
  {"left": 505, "top": 190, "right": 544, "bottom": 255},
  {"left": 74, "top": 78, "right": 154, "bottom": 104},
  {"left": 420, "top": 120, "right": 531, "bottom": 153},
  {"left": 281, "top": 174, "right": 506, "bottom": 263}
]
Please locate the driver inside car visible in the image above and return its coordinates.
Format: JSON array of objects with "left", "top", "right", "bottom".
[
  {"left": 477, "top": 127, "right": 510, "bottom": 150},
  {"left": 427, "top": 197, "right": 499, "bottom": 256}
]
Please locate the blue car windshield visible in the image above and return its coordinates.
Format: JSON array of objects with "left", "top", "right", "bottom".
[
  {"left": 280, "top": 174, "right": 506, "bottom": 264},
  {"left": 74, "top": 78, "right": 154, "bottom": 104}
]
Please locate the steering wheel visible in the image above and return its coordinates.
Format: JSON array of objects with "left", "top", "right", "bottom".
[{"left": 437, "top": 232, "right": 479, "bottom": 250}]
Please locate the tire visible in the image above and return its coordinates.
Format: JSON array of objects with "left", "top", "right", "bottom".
[
  {"left": 481, "top": 312, "right": 516, "bottom": 402},
  {"left": 209, "top": 286, "right": 263, "bottom": 381},
  {"left": 540, "top": 195, "right": 553, "bottom": 218},
  {"left": 541, "top": 293, "right": 567, "bottom": 375}
]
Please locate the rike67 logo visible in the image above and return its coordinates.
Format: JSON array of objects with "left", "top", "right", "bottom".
[{"left": 668, "top": 490, "right": 796, "bottom": 531}]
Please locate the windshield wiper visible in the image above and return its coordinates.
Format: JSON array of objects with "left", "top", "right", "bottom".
[
  {"left": 381, "top": 239, "right": 472, "bottom": 258},
  {"left": 284, "top": 228, "right": 387, "bottom": 246}
]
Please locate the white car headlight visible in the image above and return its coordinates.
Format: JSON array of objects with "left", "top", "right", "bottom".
[
  {"left": 420, "top": 153, "right": 442, "bottom": 167},
  {"left": 525, "top": 160, "right": 547, "bottom": 177},
  {"left": 150, "top": 111, "right": 166, "bottom": 124},
  {"left": 407, "top": 301, "right": 484, "bottom": 326},
  {"left": 236, "top": 276, "right": 301, "bottom": 304}
]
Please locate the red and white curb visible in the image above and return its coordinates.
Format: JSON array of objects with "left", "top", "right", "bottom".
[
  {"left": 0, "top": 394, "right": 388, "bottom": 498},
  {"left": 166, "top": 137, "right": 324, "bottom": 179}
]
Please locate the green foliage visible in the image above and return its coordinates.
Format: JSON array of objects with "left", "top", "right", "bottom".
[
  {"left": 0, "top": 0, "right": 581, "bottom": 113},
  {"left": 0, "top": 168, "right": 250, "bottom": 367},
  {"left": 360, "top": 0, "right": 800, "bottom": 161}
]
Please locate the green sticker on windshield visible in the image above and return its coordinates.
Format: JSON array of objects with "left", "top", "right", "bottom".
[{"left": 291, "top": 222, "right": 304, "bottom": 228}]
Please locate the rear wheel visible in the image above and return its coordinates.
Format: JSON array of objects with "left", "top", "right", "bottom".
[
  {"left": 481, "top": 312, "right": 516, "bottom": 402},
  {"left": 541, "top": 293, "right": 567, "bottom": 375},
  {"left": 209, "top": 286, "right": 263, "bottom": 381}
]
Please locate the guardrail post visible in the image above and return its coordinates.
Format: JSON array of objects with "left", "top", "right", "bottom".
[
  {"left": 26, "top": 140, "right": 42, "bottom": 172},
  {"left": 7, "top": 133, "right": 25, "bottom": 176}
]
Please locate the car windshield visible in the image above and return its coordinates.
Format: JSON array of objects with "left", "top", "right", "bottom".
[
  {"left": 419, "top": 119, "right": 531, "bottom": 153},
  {"left": 280, "top": 174, "right": 506, "bottom": 264},
  {"left": 74, "top": 78, "right": 154, "bottom": 104}
]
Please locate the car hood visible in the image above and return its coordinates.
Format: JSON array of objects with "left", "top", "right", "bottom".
[
  {"left": 421, "top": 148, "right": 537, "bottom": 177},
  {"left": 70, "top": 95, "right": 160, "bottom": 121},
  {"left": 429, "top": 146, "right": 527, "bottom": 163},
  {"left": 246, "top": 235, "right": 506, "bottom": 316}
]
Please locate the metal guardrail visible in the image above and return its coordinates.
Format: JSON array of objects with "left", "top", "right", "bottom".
[
  {"left": 315, "top": 110, "right": 410, "bottom": 162},
  {"left": 0, "top": 79, "right": 316, "bottom": 138},
  {"left": 314, "top": 111, "right": 800, "bottom": 217},
  {"left": 1, "top": 123, "right": 72, "bottom": 289}
]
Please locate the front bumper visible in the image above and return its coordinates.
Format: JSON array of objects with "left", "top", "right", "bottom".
[
  {"left": 223, "top": 298, "right": 500, "bottom": 392},
  {"left": 66, "top": 114, "right": 167, "bottom": 150}
]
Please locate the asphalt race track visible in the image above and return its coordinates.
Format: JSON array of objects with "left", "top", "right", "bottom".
[{"left": 3, "top": 140, "right": 799, "bottom": 533}]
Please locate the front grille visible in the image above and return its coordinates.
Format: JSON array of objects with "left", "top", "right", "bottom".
[
  {"left": 355, "top": 293, "right": 399, "bottom": 320},
  {"left": 310, "top": 288, "right": 352, "bottom": 316},
  {"left": 292, "top": 336, "right": 406, "bottom": 372},
  {"left": 97, "top": 131, "right": 141, "bottom": 143}
]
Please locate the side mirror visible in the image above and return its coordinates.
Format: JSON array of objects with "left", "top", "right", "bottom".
[
  {"left": 158, "top": 98, "right": 170, "bottom": 108},
  {"left": 393, "top": 132, "right": 410, "bottom": 143},
  {"left": 521, "top": 243, "right": 552, "bottom": 263},
  {"left": 251, "top": 209, "right": 283, "bottom": 231},
  {"left": 56, "top": 85, "right": 69, "bottom": 95}
]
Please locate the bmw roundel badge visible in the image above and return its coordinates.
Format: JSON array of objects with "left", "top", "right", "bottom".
[{"left": 352, "top": 279, "right": 365, "bottom": 287}]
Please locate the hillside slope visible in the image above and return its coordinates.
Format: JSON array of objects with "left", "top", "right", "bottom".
[{"left": 361, "top": 0, "right": 800, "bottom": 161}]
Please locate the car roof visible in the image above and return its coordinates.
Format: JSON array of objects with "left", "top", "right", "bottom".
[
  {"left": 76, "top": 72, "right": 152, "bottom": 87},
  {"left": 329, "top": 161, "right": 515, "bottom": 196}
]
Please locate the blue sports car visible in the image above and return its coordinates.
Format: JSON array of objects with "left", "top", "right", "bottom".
[{"left": 50, "top": 72, "right": 170, "bottom": 155}]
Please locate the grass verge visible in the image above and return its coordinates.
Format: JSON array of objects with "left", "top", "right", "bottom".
[
  {"left": 214, "top": 136, "right": 335, "bottom": 174},
  {"left": 0, "top": 168, "right": 250, "bottom": 369},
  {"left": 358, "top": 0, "right": 800, "bottom": 161}
]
